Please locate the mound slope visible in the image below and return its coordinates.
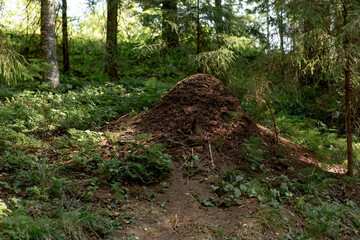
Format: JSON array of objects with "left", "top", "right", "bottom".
[{"left": 136, "top": 73, "right": 257, "bottom": 142}]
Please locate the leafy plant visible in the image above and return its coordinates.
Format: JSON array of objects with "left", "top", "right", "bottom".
[
  {"left": 101, "top": 137, "right": 172, "bottom": 184},
  {"left": 210, "top": 170, "right": 265, "bottom": 206},
  {"left": 299, "top": 199, "right": 360, "bottom": 238},
  {"left": 211, "top": 170, "right": 300, "bottom": 208}
]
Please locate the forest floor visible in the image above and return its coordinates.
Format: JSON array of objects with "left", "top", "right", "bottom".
[
  {"left": 1, "top": 74, "right": 359, "bottom": 240},
  {"left": 98, "top": 74, "right": 358, "bottom": 239}
]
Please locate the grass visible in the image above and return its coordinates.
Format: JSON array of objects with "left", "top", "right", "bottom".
[{"left": 0, "top": 199, "right": 116, "bottom": 239}]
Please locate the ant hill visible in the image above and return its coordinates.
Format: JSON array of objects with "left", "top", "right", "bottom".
[
  {"left": 133, "top": 73, "right": 318, "bottom": 175},
  {"left": 102, "top": 73, "right": 320, "bottom": 174},
  {"left": 136, "top": 73, "right": 258, "bottom": 142}
]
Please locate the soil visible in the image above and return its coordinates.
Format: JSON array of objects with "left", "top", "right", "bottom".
[
  {"left": 136, "top": 74, "right": 248, "bottom": 141},
  {"left": 101, "top": 74, "right": 349, "bottom": 239}
]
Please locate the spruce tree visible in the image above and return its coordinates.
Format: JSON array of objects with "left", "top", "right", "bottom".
[{"left": 162, "top": 0, "right": 179, "bottom": 47}]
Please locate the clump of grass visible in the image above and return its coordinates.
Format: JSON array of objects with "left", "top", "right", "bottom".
[{"left": 0, "top": 199, "right": 115, "bottom": 240}]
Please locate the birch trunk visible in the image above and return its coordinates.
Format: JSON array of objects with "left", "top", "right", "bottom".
[{"left": 41, "top": 0, "right": 60, "bottom": 88}]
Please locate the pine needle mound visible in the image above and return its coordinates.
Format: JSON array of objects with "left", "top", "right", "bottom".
[{"left": 136, "top": 73, "right": 257, "bottom": 141}]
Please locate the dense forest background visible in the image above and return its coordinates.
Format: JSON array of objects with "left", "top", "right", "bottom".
[{"left": 0, "top": 0, "right": 360, "bottom": 239}]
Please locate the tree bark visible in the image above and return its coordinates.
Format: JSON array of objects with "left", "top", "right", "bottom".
[
  {"left": 278, "top": 6, "right": 284, "bottom": 56},
  {"left": 345, "top": 58, "right": 353, "bottom": 176},
  {"left": 41, "top": 0, "right": 60, "bottom": 88},
  {"left": 266, "top": 0, "right": 270, "bottom": 49},
  {"left": 343, "top": 3, "right": 353, "bottom": 176},
  {"left": 105, "top": 0, "right": 118, "bottom": 80},
  {"left": 196, "top": 0, "right": 201, "bottom": 72},
  {"left": 162, "top": 0, "right": 179, "bottom": 48},
  {"left": 276, "top": 3, "right": 285, "bottom": 81},
  {"left": 62, "top": 0, "right": 70, "bottom": 74}
]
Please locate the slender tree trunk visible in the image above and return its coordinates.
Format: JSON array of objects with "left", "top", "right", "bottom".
[
  {"left": 278, "top": 7, "right": 284, "bottom": 56},
  {"left": 276, "top": 3, "right": 285, "bottom": 81},
  {"left": 162, "top": 0, "right": 179, "bottom": 48},
  {"left": 266, "top": 0, "right": 270, "bottom": 49},
  {"left": 196, "top": 0, "right": 201, "bottom": 73},
  {"left": 62, "top": 0, "right": 70, "bottom": 74},
  {"left": 215, "top": 0, "right": 223, "bottom": 34},
  {"left": 290, "top": 21, "right": 296, "bottom": 51},
  {"left": 345, "top": 59, "right": 353, "bottom": 176},
  {"left": 343, "top": 3, "right": 353, "bottom": 176},
  {"left": 105, "top": 0, "right": 118, "bottom": 80},
  {"left": 41, "top": 0, "right": 60, "bottom": 88}
]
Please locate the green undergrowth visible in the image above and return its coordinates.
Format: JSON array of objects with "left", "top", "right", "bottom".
[
  {"left": 244, "top": 104, "right": 359, "bottom": 169},
  {"left": 0, "top": 131, "right": 172, "bottom": 238},
  {"left": 198, "top": 137, "right": 360, "bottom": 239},
  {"left": 276, "top": 113, "right": 351, "bottom": 164},
  {"left": 1, "top": 34, "right": 359, "bottom": 238},
  {"left": 0, "top": 76, "right": 172, "bottom": 151},
  {"left": 0, "top": 72, "right": 174, "bottom": 238},
  {"left": 203, "top": 169, "right": 360, "bottom": 239},
  {"left": 100, "top": 135, "right": 172, "bottom": 184},
  {"left": 0, "top": 36, "right": 188, "bottom": 238},
  {"left": 0, "top": 197, "right": 117, "bottom": 239}
]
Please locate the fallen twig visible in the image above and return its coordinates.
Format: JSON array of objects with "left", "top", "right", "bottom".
[
  {"left": 209, "top": 142, "right": 215, "bottom": 169},
  {"left": 173, "top": 214, "right": 178, "bottom": 230}
]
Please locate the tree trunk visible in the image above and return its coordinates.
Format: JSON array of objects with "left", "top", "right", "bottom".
[
  {"left": 41, "top": 0, "right": 60, "bottom": 88},
  {"left": 278, "top": 7, "right": 284, "bottom": 56},
  {"left": 215, "top": 0, "right": 223, "bottom": 34},
  {"left": 105, "top": 0, "right": 118, "bottom": 80},
  {"left": 196, "top": 0, "right": 201, "bottom": 73},
  {"left": 345, "top": 58, "right": 353, "bottom": 176},
  {"left": 62, "top": 0, "right": 70, "bottom": 74},
  {"left": 276, "top": 3, "right": 285, "bottom": 81},
  {"left": 265, "top": 0, "right": 270, "bottom": 49},
  {"left": 162, "top": 0, "right": 179, "bottom": 48},
  {"left": 343, "top": 3, "right": 353, "bottom": 176}
]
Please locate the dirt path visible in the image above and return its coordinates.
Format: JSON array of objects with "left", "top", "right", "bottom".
[{"left": 113, "top": 165, "right": 276, "bottom": 240}]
